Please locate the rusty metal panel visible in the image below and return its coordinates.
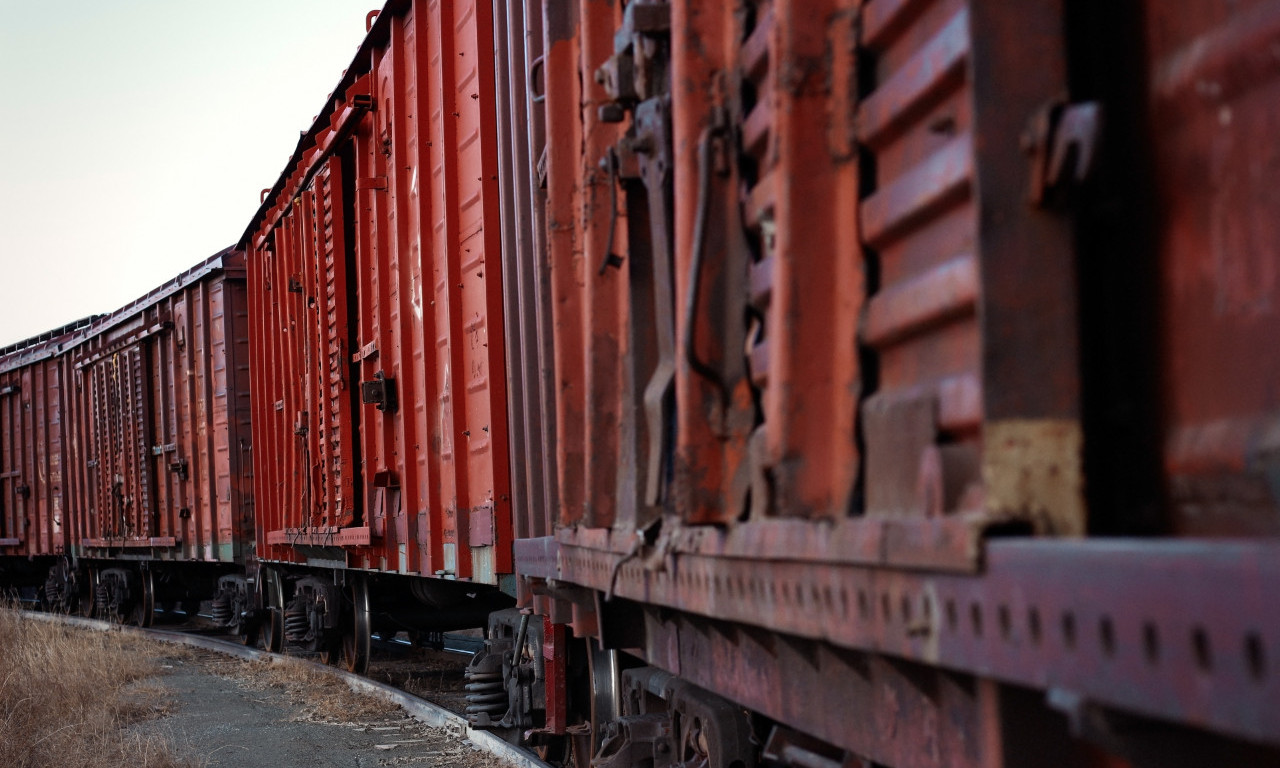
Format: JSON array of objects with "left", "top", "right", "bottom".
[
  {"left": 512, "top": 0, "right": 1280, "bottom": 758},
  {"left": 524, "top": 0, "right": 1013, "bottom": 559},
  {"left": 67, "top": 252, "right": 251, "bottom": 564},
  {"left": 719, "top": 0, "right": 862, "bottom": 525},
  {"left": 0, "top": 322, "right": 91, "bottom": 559},
  {"left": 300, "top": 159, "right": 357, "bottom": 529},
  {"left": 1142, "top": 0, "right": 1280, "bottom": 535},
  {"left": 858, "top": 0, "right": 981, "bottom": 527},
  {"left": 244, "top": 0, "right": 512, "bottom": 583},
  {"left": 857, "top": 0, "right": 1086, "bottom": 538},
  {"left": 494, "top": 0, "right": 557, "bottom": 543},
  {"left": 545, "top": 531, "right": 1280, "bottom": 752},
  {"left": 85, "top": 344, "right": 155, "bottom": 542},
  {"left": 540, "top": 0, "right": 588, "bottom": 532}
]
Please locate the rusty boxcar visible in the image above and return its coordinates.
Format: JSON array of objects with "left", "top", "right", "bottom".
[
  {"left": 0, "top": 317, "right": 97, "bottom": 606},
  {"left": 473, "top": 0, "right": 1280, "bottom": 766},
  {"left": 4, "top": 0, "right": 1280, "bottom": 765},
  {"left": 60, "top": 249, "right": 255, "bottom": 629},
  {"left": 241, "top": 0, "right": 513, "bottom": 671}
]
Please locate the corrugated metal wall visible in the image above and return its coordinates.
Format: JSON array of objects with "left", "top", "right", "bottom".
[
  {"left": 66, "top": 253, "right": 252, "bottom": 563},
  {"left": 0, "top": 335, "right": 78, "bottom": 558},
  {"left": 247, "top": 0, "right": 511, "bottom": 584}
]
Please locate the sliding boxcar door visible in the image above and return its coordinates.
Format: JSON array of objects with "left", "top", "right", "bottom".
[{"left": 86, "top": 344, "right": 157, "bottom": 540}]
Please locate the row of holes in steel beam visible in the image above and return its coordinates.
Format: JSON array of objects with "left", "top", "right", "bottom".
[
  {"left": 618, "top": 558, "right": 1269, "bottom": 683},
  {"left": 590, "top": 553, "right": 1270, "bottom": 686}
]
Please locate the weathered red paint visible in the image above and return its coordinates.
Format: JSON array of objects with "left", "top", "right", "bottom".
[
  {"left": 0, "top": 320, "right": 93, "bottom": 558},
  {"left": 64, "top": 251, "right": 252, "bottom": 563},
  {"left": 244, "top": 0, "right": 512, "bottom": 583},
  {"left": 511, "top": 0, "right": 1280, "bottom": 760},
  {"left": 1144, "top": 0, "right": 1280, "bottom": 535},
  {"left": 493, "top": 0, "right": 557, "bottom": 544}
]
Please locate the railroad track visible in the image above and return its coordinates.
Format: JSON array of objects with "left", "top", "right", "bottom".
[{"left": 21, "top": 610, "right": 549, "bottom": 768}]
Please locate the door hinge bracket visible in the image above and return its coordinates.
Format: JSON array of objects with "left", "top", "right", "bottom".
[{"left": 1023, "top": 100, "right": 1102, "bottom": 206}]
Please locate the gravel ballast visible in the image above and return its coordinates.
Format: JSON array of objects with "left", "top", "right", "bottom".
[{"left": 130, "top": 648, "right": 509, "bottom": 768}]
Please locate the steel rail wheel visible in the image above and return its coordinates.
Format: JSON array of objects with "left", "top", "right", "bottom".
[
  {"left": 585, "top": 647, "right": 621, "bottom": 761},
  {"left": 236, "top": 579, "right": 255, "bottom": 646},
  {"left": 78, "top": 568, "right": 97, "bottom": 618},
  {"left": 342, "top": 576, "right": 372, "bottom": 674},
  {"left": 133, "top": 568, "right": 155, "bottom": 628},
  {"left": 259, "top": 567, "right": 285, "bottom": 652}
]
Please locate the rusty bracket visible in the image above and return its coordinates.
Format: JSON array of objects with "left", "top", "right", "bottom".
[
  {"left": 596, "top": 1, "right": 672, "bottom": 119},
  {"left": 360, "top": 371, "right": 398, "bottom": 414},
  {"left": 598, "top": 149, "right": 625, "bottom": 274},
  {"left": 633, "top": 97, "right": 678, "bottom": 508},
  {"left": 167, "top": 458, "right": 189, "bottom": 481},
  {"left": 592, "top": 714, "right": 673, "bottom": 768},
  {"left": 1024, "top": 100, "right": 1102, "bottom": 206}
]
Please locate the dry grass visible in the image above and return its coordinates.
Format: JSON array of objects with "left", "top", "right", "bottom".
[
  {"left": 0, "top": 607, "right": 197, "bottom": 768},
  {"left": 365, "top": 648, "right": 472, "bottom": 715},
  {"left": 210, "top": 654, "right": 400, "bottom": 724}
]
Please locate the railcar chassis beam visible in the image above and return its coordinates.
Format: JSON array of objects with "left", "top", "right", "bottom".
[{"left": 524, "top": 534, "right": 1280, "bottom": 756}]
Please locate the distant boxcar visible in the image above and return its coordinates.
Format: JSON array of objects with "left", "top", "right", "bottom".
[
  {"left": 62, "top": 250, "right": 254, "bottom": 628},
  {"left": 241, "top": 0, "right": 513, "bottom": 670},
  {"left": 0, "top": 318, "right": 96, "bottom": 605}
]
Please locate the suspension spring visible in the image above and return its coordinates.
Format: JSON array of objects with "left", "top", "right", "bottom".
[
  {"left": 44, "top": 573, "right": 65, "bottom": 606},
  {"left": 464, "top": 671, "right": 507, "bottom": 715},
  {"left": 96, "top": 583, "right": 111, "bottom": 613},
  {"left": 210, "top": 594, "right": 232, "bottom": 626},
  {"left": 284, "top": 605, "right": 310, "bottom": 642}
]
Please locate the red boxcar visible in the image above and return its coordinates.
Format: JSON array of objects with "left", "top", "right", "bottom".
[
  {"left": 0, "top": 318, "right": 96, "bottom": 604},
  {"left": 62, "top": 250, "right": 253, "bottom": 626},
  {"left": 241, "top": 0, "right": 513, "bottom": 670},
  {"left": 484, "top": 0, "right": 1280, "bottom": 764}
]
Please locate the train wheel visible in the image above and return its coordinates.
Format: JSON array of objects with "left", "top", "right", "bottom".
[
  {"left": 43, "top": 558, "right": 74, "bottom": 614},
  {"left": 341, "top": 576, "right": 371, "bottom": 674},
  {"left": 236, "top": 598, "right": 255, "bottom": 646},
  {"left": 319, "top": 640, "right": 342, "bottom": 666},
  {"left": 133, "top": 569, "right": 155, "bottom": 627},
  {"left": 584, "top": 647, "right": 621, "bottom": 761},
  {"left": 78, "top": 568, "right": 97, "bottom": 618},
  {"left": 259, "top": 567, "right": 285, "bottom": 653}
]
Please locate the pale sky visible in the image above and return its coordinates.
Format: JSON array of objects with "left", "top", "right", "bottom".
[{"left": 0, "top": 0, "right": 381, "bottom": 346}]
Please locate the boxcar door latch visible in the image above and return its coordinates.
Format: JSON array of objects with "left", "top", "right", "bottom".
[{"left": 361, "top": 371, "right": 398, "bottom": 414}]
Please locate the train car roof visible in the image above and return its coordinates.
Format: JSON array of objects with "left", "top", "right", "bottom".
[
  {"left": 0, "top": 247, "right": 243, "bottom": 373},
  {"left": 237, "top": 0, "right": 402, "bottom": 251}
]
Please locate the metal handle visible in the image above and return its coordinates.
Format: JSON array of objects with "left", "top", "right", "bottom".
[
  {"left": 684, "top": 125, "right": 730, "bottom": 409},
  {"left": 528, "top": 55, "right": 546, "bottom": 104}
]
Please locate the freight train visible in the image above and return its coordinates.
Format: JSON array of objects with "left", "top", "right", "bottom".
[{"left": 3, "top": 0, "right": 1280, "bottom": 765}]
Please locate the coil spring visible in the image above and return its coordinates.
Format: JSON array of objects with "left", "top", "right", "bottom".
[
  {"left": 95, "top": 583, "right": 112, "bottom": 615},
  {"left": 284, "top": 605, "right": 310, "bottom": 642},
  {"left": 210, "top": 594, "right": 232, "bottom": 626},
  {"left": 464, "top": 671, "right": 507, "bottom": 715},
  {"left": 44, "top": 573, "right": 65, "bottom": 607}
]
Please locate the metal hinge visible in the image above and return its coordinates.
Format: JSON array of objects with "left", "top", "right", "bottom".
[{"left": 1023, "top": 100, "right": 1102, "bottom": 206}]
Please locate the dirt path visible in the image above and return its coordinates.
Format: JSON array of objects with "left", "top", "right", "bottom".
[{"left": 130, "top": 647, "right": 509, "bottom": 768}]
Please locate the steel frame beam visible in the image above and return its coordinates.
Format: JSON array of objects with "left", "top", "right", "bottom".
[{"left": 522, "top": 532, "right": 1280, "bottom": 750}]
